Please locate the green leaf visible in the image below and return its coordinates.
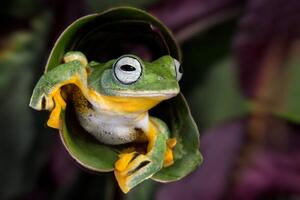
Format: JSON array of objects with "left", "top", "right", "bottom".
[
  {"left": 151, "top": 94, "right": 202, "bottom": 181},
  {"left": 45, "top": 7, "right": 181, "bottom": 72},
  {"left": 60, "top": 109, "right": 119, "bottom": 172},
  {"left": 43, "top": 6, "right": 201, "bottom": 185}
]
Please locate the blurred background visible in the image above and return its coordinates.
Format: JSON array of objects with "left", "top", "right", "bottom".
[{"left": 1, "top": 0, "right": 300, "bottom": 199}]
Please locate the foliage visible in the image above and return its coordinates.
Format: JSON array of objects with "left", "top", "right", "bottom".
[{"left": 1, "top": 0, "right": 300, "bottom": 199}]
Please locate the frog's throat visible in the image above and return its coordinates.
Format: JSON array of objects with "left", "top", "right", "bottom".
[{"left": 46, "top": 75, "right": 165, "bottom": 129}]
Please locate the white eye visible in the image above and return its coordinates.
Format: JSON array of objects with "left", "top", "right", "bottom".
[
  {"left": 113, "top": 56, "right": 142, "bottom": 84},
  {"left": 174, "top": 59, "right": 183, "bottom": 81}
]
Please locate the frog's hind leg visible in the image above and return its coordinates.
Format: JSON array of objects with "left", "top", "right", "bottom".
[{"left": 114, "top": 117, "right": 169, "bottom": 193}]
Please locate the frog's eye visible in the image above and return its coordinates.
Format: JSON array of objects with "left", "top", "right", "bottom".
[
  {"left": 174, "top": 59, "right": 183, "bottom": 81},
  {"left": 113, "top": 56, "right": 143, "bottom": 84}
]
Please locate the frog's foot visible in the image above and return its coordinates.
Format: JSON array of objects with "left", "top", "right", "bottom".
[
  {"left": 114, "top": 119, "right": 168, "bottom": 193},
  {"left": 29, "top": 51, "right": 89, "bottom": 129},
  {"left": 163, "top": 138, "right": 177, "bottom": 167},
  {"left": 114, "top": 152, "right": 155, "bottom": 193},
  {"left": 46, "top": 89, "right": 67, "bottom": 128}
]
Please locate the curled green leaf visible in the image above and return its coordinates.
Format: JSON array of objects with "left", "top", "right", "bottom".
[{"left": 30, "top": 7, "right": 202, "bottom": 193}]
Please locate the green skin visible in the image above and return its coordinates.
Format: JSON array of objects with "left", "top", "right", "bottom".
[{"left": 29, "top": 51, "right": 181, "bottom": 192}]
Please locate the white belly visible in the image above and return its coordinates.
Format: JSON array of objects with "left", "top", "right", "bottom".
[{"left": 75, "top": 107, "right": 149, "bottom": 145}]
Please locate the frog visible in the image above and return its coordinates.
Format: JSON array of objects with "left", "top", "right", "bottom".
[{"left": 29, "top": 51, "right": 183, "bottom": 193}]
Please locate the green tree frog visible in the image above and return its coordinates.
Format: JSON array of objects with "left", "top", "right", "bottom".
[{"left": 29, "top": 51, "right": 183, "bottom": 193}]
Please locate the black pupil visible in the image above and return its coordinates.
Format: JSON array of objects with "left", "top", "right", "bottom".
[
  {"left": 179, "top": 65, "right": 183, "bottom": 73},
  {"left": 120, "top": 65, "right": 136, "bottom": 71}
]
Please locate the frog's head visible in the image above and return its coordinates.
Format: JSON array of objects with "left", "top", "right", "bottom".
[{"left": 88, "top": 55, "right": 182, "bottom": 113}]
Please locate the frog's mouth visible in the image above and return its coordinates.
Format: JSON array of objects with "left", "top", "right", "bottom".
[
  {"left": 109, "top": 88, "right": 180, "bottom": 99},
  {"left": 89, "top": 88, "right": 179, "bottom": 113}
]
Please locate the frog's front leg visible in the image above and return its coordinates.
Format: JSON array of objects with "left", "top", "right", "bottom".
[
  {"left": 29, "top": 52, "right": 89, "bottom": 128},
  {"left": 114, "top": 117, "right": 172, "bottom": 193}
]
